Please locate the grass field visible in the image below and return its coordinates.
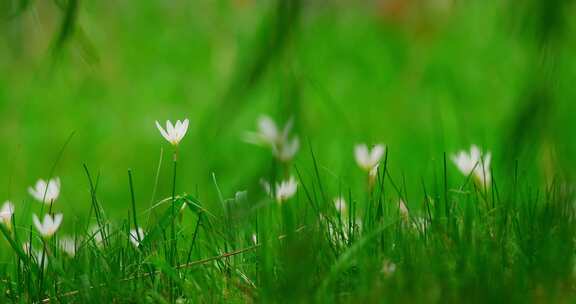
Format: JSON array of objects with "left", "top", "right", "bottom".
[{"left": 1, "top": 0, "right": 576, "bottom": 302}]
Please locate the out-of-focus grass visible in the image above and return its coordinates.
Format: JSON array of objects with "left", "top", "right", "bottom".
[{"left": 0, "top": 0, "right": 575, "bottom": 244}]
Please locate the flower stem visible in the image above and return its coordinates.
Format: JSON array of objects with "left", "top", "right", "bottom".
[
  {"left": 128, "top": 170, "right": 141, "bottom": 245},
  {"left": 170, "top": 149, "right": 178, "bottom": 300}
]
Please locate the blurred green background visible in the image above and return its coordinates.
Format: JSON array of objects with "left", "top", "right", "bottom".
[{"left": 1, "top": 0, "right": 575, "bottom": 228}]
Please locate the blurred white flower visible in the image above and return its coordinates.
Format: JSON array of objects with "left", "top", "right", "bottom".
[
  {"left": 0, "top": 201, "right": 14, "bottom": 229},
  {"left": 59, "top": 236, "right": 76, "bottom": 257},
  {"left": 251, "top": 233, "right": 258, "bottom": 245},
  {"left": 452, "top": 145, "right": 491, "bottom": 187},
  {"left": 334, "top": 197, "right": 347, "bottom": 213},
  {"left": 399, "top": 199, "right": 409, "bottom": 219},
  {"left": 155, "top": 119, "right": 189, "bottom": 146},
  {"left": 28, "top": 178, "right": 61, "bottom": 204},
  {"left": 32, "top": 213, "right": 63, "bottom": 238},
  {"left": 275, "top": 176, "right": 298, "bottom": 203},
  {"left": 272, "top": 136, "right": 300, "bottom": 162},
  {"left": 381, "top": 259, "right": 397, "bottom": 277},
  {"left": 89, "top": 225, "right": 106, "bottom": 246},
  {"left": 355, "top": 144, "right": 385, "bottom": 171},
  {"left": 129, "top": 227, "right": 145, "bottom": 247},
  {"left": 245, "top": 116, "right": 282, "bottom": 146},
  {"left": 245, "top": 115, "right": 299, "bottom": 162}
]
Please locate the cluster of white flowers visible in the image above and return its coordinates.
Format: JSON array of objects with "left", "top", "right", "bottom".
[
  {"left": 0, "top": 114, "right": 493, "bottom": 276},
  {"left": 27, "top": 177, "right": 66, "bottom": 240},
  {"left": 1, "top": 177, "right": 70, "bottom": 267},
  {"left": 353, "top": 142, "right": 492, "bottom": 190},
  {"left": 245, "top": 115, "right": 300, "bottom": 163}
]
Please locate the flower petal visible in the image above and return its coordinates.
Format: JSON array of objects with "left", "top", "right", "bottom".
[
  {"left": 32, "top": 214, "right": 44, "bottom": 235},
  {"left": 156, "top": 121, "right": 170, "bottom": 142}
]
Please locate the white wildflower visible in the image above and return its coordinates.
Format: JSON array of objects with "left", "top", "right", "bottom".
[
  {"left": 275, "top": 176, "right": 298, "bottom": 203},
  {"left": 452, "top": 145, "right": 492, "bottom": 187},
  {"left": 32, "top": 213, "right": 63, "bottom": 238},
  {"left": 155, "top": 119, "right": 189, "bottom": 146},
  {"left": 0, "top": 201, "right": 14, "bottom": 229},
  {"left": 28, "top": 178, "right": 61, "bottom": 204},
  {"left": 355, "top": 144, "right": 385, "bottom": 172},
  {"left": 245, "top": 115, "right": 299, "bottom": 162}
]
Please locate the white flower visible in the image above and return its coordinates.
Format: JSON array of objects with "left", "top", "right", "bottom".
[
  {"left": 275, "top": 176, "right": 298, "bottom": 203},
  {"left": 451, "top": 145, "right": 492, "bottom": 187},
  {"left": 245, "top": 116, "right": 281, "bottom": 146},
  {"left": 28, "top": 178, "right": 61, "bottom": 204},
  {"left": 251, "top": 233, "right": 258, "bottom": 245},
  {"left": 272, "top": 136, "right": 300, "bottom": 162},
  {"left": 0, "top": 201, "right": 14, "bottom": 228},
  {"left": 155, "top": 119, "right": 189, "bottom": 146},
  {"left": 129, "top": 227, "right": 145, "bottom": 247},
  {"left": 59, "top": 236, "right": 76, "bottom": 256},
  {"left": 334, "top": 197, "right": 347, "bottom": 213},
  {"left": 355, "top": 144, "right": 385, "bottom": 171},
  {"left": 245, "top": 116, "right": 300, "bottom": 162},
  {"left": 32, "top": 213, "right": 63, "bottom": 238}
]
